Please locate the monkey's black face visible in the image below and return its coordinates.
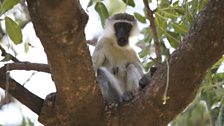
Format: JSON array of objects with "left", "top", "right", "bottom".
[{"left": 114, "top": 22, "right": 132, "bottom": 47}]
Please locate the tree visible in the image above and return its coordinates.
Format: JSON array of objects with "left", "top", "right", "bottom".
[{"left": 0, "top": 0, "right": 224, "bottom": 126}]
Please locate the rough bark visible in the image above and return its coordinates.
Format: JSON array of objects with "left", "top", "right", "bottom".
[
  {"left": 26, "top": 0, "right": 105, "bottom": 125},
  {"left": 116, "top": 0, "right": 224, "bottom": 125},
  {"left": 0, "top": 0, "right": 222, "bottom": 125}
]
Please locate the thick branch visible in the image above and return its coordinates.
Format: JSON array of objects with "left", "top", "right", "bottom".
[
  {"left": 0, "top": 67, "right": 44, "bottom": 115},
  {"left": 143, "top": 0, "right": 162, "bottom": 64},
  {"left": 27, "top": 0, "right": 104, "bottom": 125},
  {"left": 3, "top": 62, "right": 50, "bottom": 73},
  {"left": 117, "top": 0, "right": 224, "bottom": 125}
]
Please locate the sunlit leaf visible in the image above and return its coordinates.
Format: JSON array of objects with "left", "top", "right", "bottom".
[
  {"left": 134, "top": 12, "right": 146, "bottom": 23},
  {"left": 5, "top": 16, "right": 23, "bottom": 44},
  {"left": 95, "top": 2, "right": 109, "bottom": 27},
  {"left": 160, "top": 0, "right": 170, "bottom": 8},
  {"left": 199, "top": 0, "right": 208, "bottom": 11},
  {"left": 139, "top": 47, "right": 150, "bottom": 58},
  {"left": 140, "top": 27, "right": 152, "bottom": 43},
  {"left": 87, "top": 0, "right": 94, "bottom": 7},
  {"left": 174, "top": 8, "right": 185, "bottom": 15},
  {"left": 0, "top": 0, "right": 20, "bottom": 14},
  {"left": 122, "top": 0, "right": 135, "bottom": 7},
  {"left": 160, "top": 41, "right": 170, "bottom": 56},
  {"left": 192, "top": 0, "right": 199, "bottom": 15},
  {"left": 171, "top": 23, "right": 188, "bottom": 35},
  {"left": 165, "top": 31, "right": 179, "bottom": 48},
  {"left": 24, "top": 42, "right": 30, "bottom": 53},
  {"left": 87, "top": 0, "right": 104, "bottom": 8}
]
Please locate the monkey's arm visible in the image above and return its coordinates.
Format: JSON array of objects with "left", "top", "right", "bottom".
[
  {"left": 129, "top": 49, "right": 145, "bottom": 76},
  {"left": 134, "top": 60, "right": 145, "bottom": 76},
  {"left": 92, "top": 40, "right": 105, "bottom": 72}
]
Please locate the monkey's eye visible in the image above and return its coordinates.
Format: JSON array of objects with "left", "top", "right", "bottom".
[{"left": 114, "top": 22, "right": 132, "bottom": 34}]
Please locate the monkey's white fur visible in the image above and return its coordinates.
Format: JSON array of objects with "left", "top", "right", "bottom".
[{"left": 92, "top": 13, "right": 144, "bottom": 103}]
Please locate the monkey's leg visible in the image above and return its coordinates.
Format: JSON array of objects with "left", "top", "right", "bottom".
[
  {"left": 96, "top": 67, "right": 123, "bottom": 104},
  {"left": 126, "top": 64, "right": 142, "bottom": 91},
  {"left": 121, "top": 64, "right": 142, "bottom": 101}
]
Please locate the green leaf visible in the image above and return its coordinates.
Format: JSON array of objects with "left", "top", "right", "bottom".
[
  {"left": 87, "top": 0, "right": 94, "bottom": 8},
  {"left": 122, "top": 0, "right": 135, "bottom": 7},
  {"left": 95, "top": 2, "right": 109, "bottom": 27},
  {"left": 134, "top": 12, "right": 146, "bottom": 23},
  {"left": 139, "top": 47, "right": 150, "bottom": 58},
  {"left": 171, "top": 23, "right": 188, "bottom": 35},
  {"left": 199, "top": 0, "right": 208, "bottom": 11},
  {"left": 166, "top": 31, "right": 180, "bottom": 48},
  {"left": 192, "top": 0, "right": 198, "bottom": 15},
  {"left": 87, "top": 0, "right": 104, "bottom": 8},
  {"left": 20, "top": 117, "right": 26, "bottom": 126},
  {"left": 1, "top": 53, "right": 12, "bottom": 62},
  {"left": 5, "top": 16, "right": 23, "bottom": 44},
  {"left": 0, "top": 0, "right": 20, "bottom": 14},
  {"left": 24, "top": 42, "right": 30, "bottom": 53},
  {"left": 174, "top": 8, "right": 185, "bottom": 15},
  {"left": 160, "top": 0, "right": 170, "bottom": 8}
]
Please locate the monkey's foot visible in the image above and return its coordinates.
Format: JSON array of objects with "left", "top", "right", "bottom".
[
  {"left": 112, "top": 67, "right": 119, "bottom": 75},
  {"left": 45, "top": 92, "right": 56, "bottom": 106},
  {"left": 122, "top": 91, "right": 134, "bottom": 102},
  {"left": 139, "top": 74, "right": 150, "bottom": 90}
]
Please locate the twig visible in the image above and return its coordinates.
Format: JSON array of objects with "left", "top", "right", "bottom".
[
  {"left": 22, "top": 72, "right": 37, "bottom": 86},
  {"left": 4, "top": 62, "right": 50, "bottom": 73},
  {"left": 149, "top": 57, "right": 162, "bottom": 65},
  {"left": 143, "top": 0, "right": 162, "bottom": 65},
  {"left": 0, "top": 67, "right": 44, "bottom": 115},
  {"left": 162, "top": 58, "right": 170, "bottom": 104},
  {"left": 0, "top": 45, "right": 21, "bottom": 62}
]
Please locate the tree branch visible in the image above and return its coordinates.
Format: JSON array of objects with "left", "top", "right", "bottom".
[
  {"left": 118, "top": 0, "right": 224, "bottom": 125},
  {"left": 0, "top": 45, "right": 21, "bottom": 62},
  {"left": 0, "top": 67, "right": 44, "bottom": 115},
  {"left": 3, "top": 62, "right": 50, "bottom": 73},
  {"left": 27, "top": 0, "right": 104, "bottom": 125},
  {"left": 143, "top": 0, "right": 162, "bottom": 64}
]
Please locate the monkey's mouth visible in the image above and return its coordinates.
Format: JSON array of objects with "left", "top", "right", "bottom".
[{"left": 117, "top": 37, "right": 128, "bottom": 47}]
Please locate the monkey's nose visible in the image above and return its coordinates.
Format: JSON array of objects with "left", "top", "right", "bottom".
[{"left": 118, "top": 37, "right": 126, "bottom": 43}]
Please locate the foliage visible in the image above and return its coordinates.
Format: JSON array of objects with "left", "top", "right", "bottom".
[
  {"left": 20, "top": 117, "right": 34, "bottom": 126},
  {"left": 5, "top": 16, "right": 22, "bottom": 44},
  {"left": 0, "top": 0, "right": 31, "bottom": 56},
  {"left": 0, "top": 0, "right": 22, "bottom": 45}
]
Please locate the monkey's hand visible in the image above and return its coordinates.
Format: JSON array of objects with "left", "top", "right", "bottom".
[
  {"left": 139, "top": 74, "right": 150, "bottom": 90},
  {"left": 122, "top": 91, "right": 134, "bottom": 102},
  {"left": 112, "top": 67, "right": 119, "bottom": 75},
  {"left": 139, "top": 67, "right": 157, "bottom": 90}
]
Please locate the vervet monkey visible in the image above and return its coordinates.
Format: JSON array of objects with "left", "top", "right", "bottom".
[{"left": 92, "top": 13, "right": 145, "bottom": 104}]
